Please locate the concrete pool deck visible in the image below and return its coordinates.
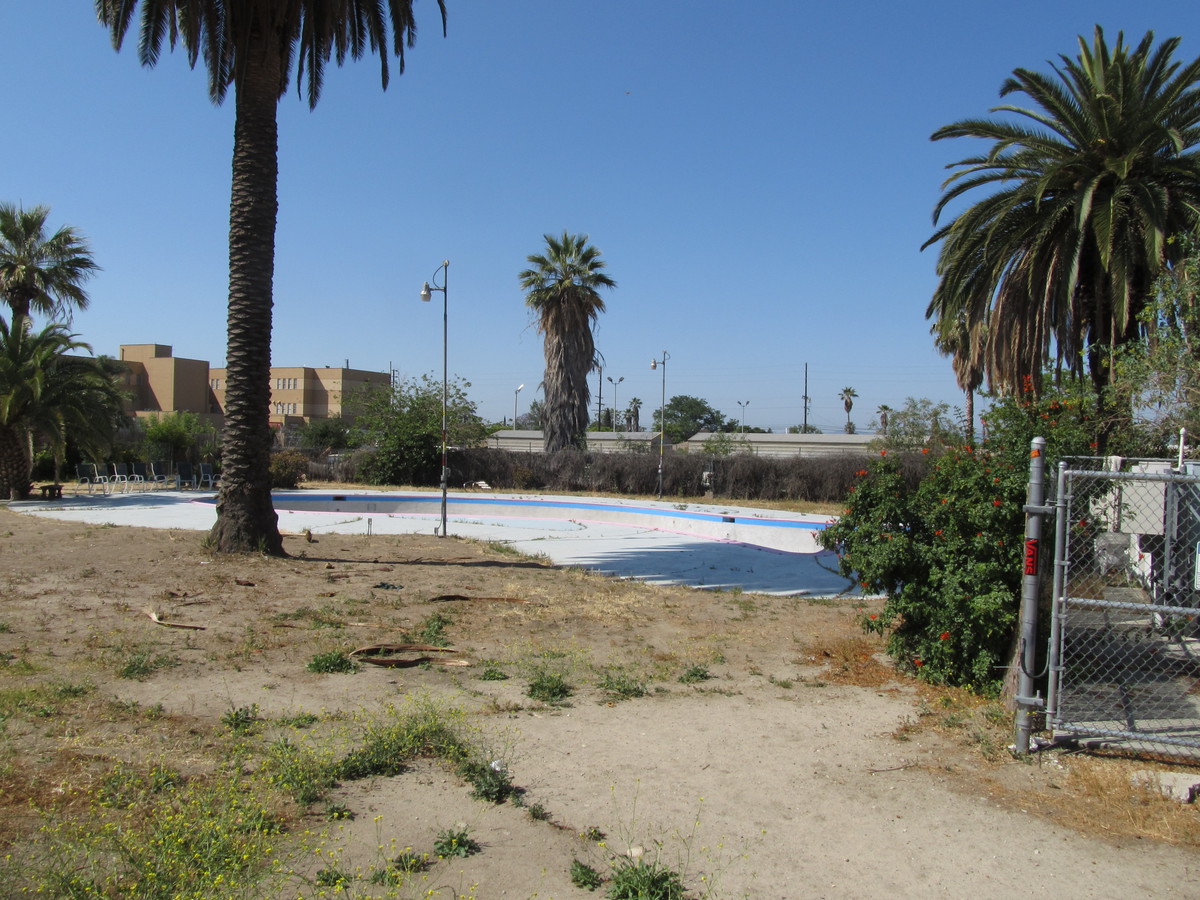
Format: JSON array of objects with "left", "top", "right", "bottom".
[{"left": 10, "top": 488, "right": 856, "bottom": 597}]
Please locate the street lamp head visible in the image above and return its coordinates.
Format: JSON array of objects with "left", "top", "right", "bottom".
[
  {"left": 420, "top": 282, "right": 432, "bottom": 303},
  {"left": 650, "top": 359, "right": 657, "bottom": 370},
  {"left": 517, "top": 383, "right": 525, "bottom": 392}
]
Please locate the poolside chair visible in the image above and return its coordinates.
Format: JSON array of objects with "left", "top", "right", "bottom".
[
  {"left": 110, "top": 463, "right": 134, "bottom": 493},
  {"left": 175, "top": 461, "right": 197, "bottom": 490},
  {"left": 147, "top": 461, "right": 169, "bottom": 489},
  {"left": 132, "top": 461, "right": 157, "bottom": 490},
  {"left": 197, "top": 463, "right": 218, "bottom": 490},
  {"left": 75, "top": 463, "right": 106, "bottom": 494}
]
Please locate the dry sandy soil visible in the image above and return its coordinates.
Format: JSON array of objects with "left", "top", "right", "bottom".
[{"left": 0, "top": 504, "right": 1198, "bottom": 898}]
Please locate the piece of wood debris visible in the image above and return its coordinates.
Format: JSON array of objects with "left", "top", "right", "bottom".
[
  {"left": 143, "top": 607, "right": 206, "bottom": 630},
  {"left": 427, "top": 594, "right": 530, "bottom": 604}
]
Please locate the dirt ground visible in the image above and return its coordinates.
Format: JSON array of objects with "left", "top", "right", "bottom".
[{"left": 1, "top": 504, "right": 1198, "bottom": 898}]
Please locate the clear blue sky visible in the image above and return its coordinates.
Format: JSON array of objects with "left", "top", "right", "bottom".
[{"left": 4, "top": 2, "right": 1195, "bottom": 432}]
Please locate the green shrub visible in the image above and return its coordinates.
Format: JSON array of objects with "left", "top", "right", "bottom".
[
  {"left": 607, "top": 859, "right": 685, "bottom": 900},
  {"left": 269, "top": 450, "right": 309, "bottom": 488},
  {"left": 819, "top": 385, "right": 1098, "bottom": 691}
]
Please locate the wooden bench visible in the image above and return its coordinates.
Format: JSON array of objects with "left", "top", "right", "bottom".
[{"left": 39, "top": 484, "right": 64, "bottom": 500}]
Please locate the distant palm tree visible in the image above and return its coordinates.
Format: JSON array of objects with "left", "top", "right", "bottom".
[
  {"left": 924, "top": 27, "right": 1200, "bottom": 405},
  {"left": 519, "top": 232, "right": 616, "bottom": 452},
  {"left": 98, "top": 0, "right": 446, "bottom": 554},
  {"left": 0, "top": 203, "right": 98, "bottom": 332},
  {"left": 840, "top": 387, "right": 858, "bottom": 433},
  {"left": 0, "top": 321, "right": 125, "bottom": 498},
  {"left": 934, "top": 316, "right": 985, "bottom": 442},
  {"left": 627, "top": 396, "right": 642, "bottom": 432},
  {"left": 876, "top": 404, "right": 893, "bottom": 436}
]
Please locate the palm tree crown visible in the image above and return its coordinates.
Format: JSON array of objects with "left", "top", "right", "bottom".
[
  {"left": 97, "top": 0, "right": 445, "bottom": 554},
  {"left": 924, "top": 26, "right": 1200, "bottom": 398},
  {"left": 0, "top": 203, "right": 98, "bottom": 331},
  {"left": 520, "top": 232, "right": 616, "bottom": 453}
]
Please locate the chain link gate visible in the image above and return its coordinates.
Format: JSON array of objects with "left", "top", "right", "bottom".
[{"left": 1045, "top": 459, "right": 1200, "bottom": 759}]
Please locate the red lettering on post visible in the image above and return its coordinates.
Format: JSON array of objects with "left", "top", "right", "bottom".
[{"left": 1024, "top": 539, "right": 1039, "bottom": 575}]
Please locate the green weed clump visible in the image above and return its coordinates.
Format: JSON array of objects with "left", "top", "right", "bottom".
[
  {"left": 306, "top": 650, "right": 358, "bottom": 674},
  {"left": 527, "top": 668, "right": 573, "bottom": 704},
  {"left": 434, "top": 824, "right": 480, "bottom": 858},
  {"left": 607, "top": 858, "right": 685, "bottom": 899}
]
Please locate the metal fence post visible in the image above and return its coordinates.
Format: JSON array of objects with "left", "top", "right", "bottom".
[
  {"left": 1015, "top": 436, "right": 1049, "bottom": 754},
  {"left": 1045, "top": 461, "right": 1068, "bottom": 725}
]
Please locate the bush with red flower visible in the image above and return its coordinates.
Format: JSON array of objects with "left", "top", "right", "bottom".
[{"left": 819, "top": 386, "right": 1099, "bottom": 692}]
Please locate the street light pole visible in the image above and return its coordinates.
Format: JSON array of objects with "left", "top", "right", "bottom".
[
  {"left": 514, "top": 383, "right": 524, "bottom": 427},
  {"left": 420, "top": 260, "right": 449, "bottom": 538},
  {"left": 737, "top": 400, "right": 750, "bottom": 434},
  {"left": 650, "top": 351, "right": 669, "bottom": 499},
  {"left": 607, "top": 375, "right": 623, "bottom": 431}
]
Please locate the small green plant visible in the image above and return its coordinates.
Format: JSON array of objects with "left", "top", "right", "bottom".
[
  {"left": 277, "top": 711, "right": 319, "bottom": 728},
  {"left": 457, "top": 758, "right": 514, "bottom": 803},
  {"left": 315, "top": 866, "right": 352, "bottom": 888},
  {"left": 325, "top": 802, "right": 355, "bottom": 821},
  {"left": 478, "top": 666, "right": 509, "bottom": 681},
  {"left": 678, "top": 665, "right": 712, "bottom": 684},
  {"left": 607, "top": 858, "right": 685, "bottom": 900},
  {"left": 392, "top": 850, "right": 429, "bottom": 873},
  {"left": 597, "top": 670, "right": 648, "bottom": 701},
  {"left": 527, "top": 669, "right": 572, "bottom": 704},
  {"left": 306, "top": 650, "right": 358, "bottom": 674},
  {"left": 571, "top": 858, "right": 603, "bottom": 891},
  {"left": 220, "top": 704, "right": 261, "bottom": 734},
  {"left": 118, "top": 649, "right": 176, "bottom": 680},
  {"left": 419, "top": 612, "right": 453, "bottom": 646},
  {"left": 434, "top": 825, "right": 480, "bottom": 858},
  {"left": 526, "top": 801, "right": 551, "bottom": 822}
]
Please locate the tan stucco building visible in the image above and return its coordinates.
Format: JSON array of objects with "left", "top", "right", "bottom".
[{"left": 118, "top": 344, "right": 389, "bottom": 429}]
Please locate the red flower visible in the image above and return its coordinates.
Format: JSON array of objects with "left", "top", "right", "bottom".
[
  {"left": 913, "top": 658, "right": 924, "bottom": 668},
  {"left": 939, "top": 631, "right": 950, "bottom": 641},
  {"left": 880, "top": 450, "right": 888, "bottom": 456},
  {"left": 921, "top": 448, "right": 930, "bottom": 454},
  {"left": 993, "top": 499, "right": 1002, "bottom": 507},
  {"left": 869, "top": 614, "right": 878, "bottom": 621}
]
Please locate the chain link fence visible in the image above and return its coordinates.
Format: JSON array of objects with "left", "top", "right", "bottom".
[{"left": 1048, "top": 461, "right": 1200, "bottom": 759}]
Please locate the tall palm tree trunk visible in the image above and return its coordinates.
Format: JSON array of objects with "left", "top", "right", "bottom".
[
  {"left": 0, "top": 423, "right": 30, "bottom": 499},
  {"left": 209, "top": 41, "right": 284, "bottom": 555}
]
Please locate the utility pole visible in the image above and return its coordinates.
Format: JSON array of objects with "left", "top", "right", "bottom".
[{"left": 802, "top": 363, "right": 811, "bottom": 432}]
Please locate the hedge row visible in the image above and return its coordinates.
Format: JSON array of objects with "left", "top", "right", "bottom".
[{"left": 307, "top": 447, "right": 932, "bottom": 505}]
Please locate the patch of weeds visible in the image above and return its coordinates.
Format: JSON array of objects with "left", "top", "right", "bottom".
[
  {"left": 434, "top": 824, "right": 480, "bottom": 858},
  {"left": 277, "top": 711, "right": 319, "bottom": 728},
  {"left": 306, "top": 650, "right": 359, "bottom": 674},
  {"left": 418, "top": 612, "right": 453, "bottom": 647},
  {"left": 315, "top": 867, "right": 352, "bottom": 888},
  {"left": 526, "top": 801, "right": 552, "bottom": 822},
  {"left": 264, "top": 737, "right": 336, "bottom": 805},
  {"left": 607, "top": 858, "right": 685, "bottom": 900},
  {"left": 583, "top": 826, "right": 606, "bottom": 842},
  {"left": 457, "top": 758, "right": 514, "bottom": 803},
  {"left": 570, "top": 858, "right": 603, "bottom": 891},
  {"left": 597, "top": 670, "right": 648, "bottom": 701},
  {"left": 118, "top": 648, "right": 177, "bottom": 680},
  {"left": 478, "top": 666, "right": 509, "bottom": 681},
  {"left": 221, "top": 704, "right": 261, "bottom": 734},
  {"left": 335, "top": 699, "right": 469, "bottom": 781},
  {"left": 678, "top": 665, "right": 712, "bottom": 684},
  {"left": 768, "top": 675, "right": 795, "bottom": 689},
  {"left": 527, "top": 670, "right": 573, "bottom": 704},
  {"left": 392, "top": 850, "right": 430, "bottom": 873},
  {"left": 0, "top": 621, "right": 11, "bottom": 634},
  {"left": 325, "top": 803, "right": 355, "bottom": 821}
]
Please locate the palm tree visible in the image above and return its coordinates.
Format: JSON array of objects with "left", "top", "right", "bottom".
[
  {"left": 876, "top": 404, "right": 893, "bottom": 436},
  {"left": 519, "top": 232, "right": 616, "bottom": 452},
  {"left": 627, "top": 396, "right": 642, "bottom": 432},
  {"left": 924, "top": 27, "right": 1200, "bottom": 408},
  {"left": 933, "top": 316, "right": 986, "bottom": 442},
  {"left": 840, "top": 386, "right": 857, "bottom": 433},
  {"left": 0, "top": 321, "right": 126, "bottom": 499},
  {"left": 0, "top": 203, "right": 98, "bottom": 333},
  {"left": 97, "top": 1, "right": 446, "bottom": 555}
]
